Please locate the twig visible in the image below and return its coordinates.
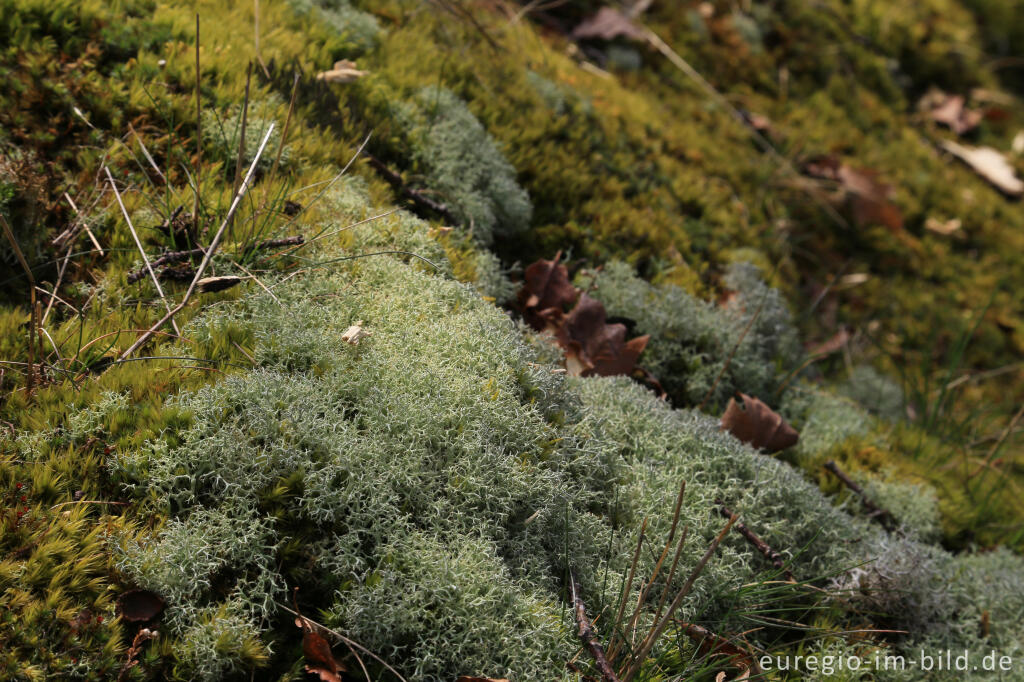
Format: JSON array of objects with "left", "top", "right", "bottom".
[
  {"left": 0, "top": 211, "right": 37, "bottom": 391},
  {"left": 570, "top": 571, "right": 621, "bottom": 682},
  {"left": 677, "top": 622, "right": 762, "bottom": 677},
  {"left": 823, "top": 461, "right": 896, "bottom": 530},
  {"left": 234, "top": 261, "right": 279, "bottom": 304},
  {"left": 118, "top": 125, "right": 275, "bottom": 361},
  {"left": 365, "top": 153, "right": 460, "bottom": 225},
  {"left": 622, "top": 514, "right": 737, "bottom": 682},
  {"left": 716, "top": 501, "right": 795, "bottom": 582},
  {"left": 128, "top": 238, "right": 302, "bottom": 283},
  {"left": 105, "top": 167, "right": 182, "bottom": 337}
]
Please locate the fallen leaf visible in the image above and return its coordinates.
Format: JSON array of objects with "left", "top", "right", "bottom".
[
  {"left": 919, "top": 90, "right": 982, "bottom": 135},
  {"left": 117, "top": 589, "right": 165, "bottom": 622},
  {"left": 804, "top": 156, "right": 903, "bottom": 232},
  {"left": 518, "top": 256, "right": 578, "bottom": 330},
  {"left": 316, "top": 59, "right": 367, "bottom": 83},
  {"left": 680, "top": 622, "right": 760, "bottom": 680},
  {"left": 557, "top": 294, "right": 649, "bottom": 377},
  {"left": 571, "top": 7, "right": 647, "bottom": 41},
  {"left": 924, "top": 217, "right": 962, "bottom": 235},
  {"left": 295, "top": 617, "right": 344, "bottom": 682},
  {"left": 341, "top": 320, "right": 370, "bottom": 345},
  {"left": 196, "top": 275, "right": 243, "bottom": 293},
  {"left": 940, "top": 140, "right": 1024, "bottom": 197},
  {"left": 721, "top": 393, "right": 798, "bottom": 453}
]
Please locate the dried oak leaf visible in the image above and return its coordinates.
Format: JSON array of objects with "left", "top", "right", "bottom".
[
  {"left": 557, "top": 294, "right": 649, "bottom": 377},
  {"left": 571, "top": 7, "right": 647, "bottom": 41},
  {"left": 720, "top": 393, "right": 798, "bottom": 453},
  {"left": 117, "top": 589, "right": 165, "bottom": 622},
  {"left": 940, "top": 140, "right": 1024, "bottom": 197},
  {"left": 804, "top": 155, "right": 904, "bottom": 232},
  {"left": 681, "top": 622, "right": 760, "bottom": 681},
  {"left": 920, "top": 90, "right": 982, "bottom": 136},
  {"left": 295, "top": 617, "right": 344, "bottom": 682},
  {"left": 518, "top": 257, "right": 578, "bottom": 330}
]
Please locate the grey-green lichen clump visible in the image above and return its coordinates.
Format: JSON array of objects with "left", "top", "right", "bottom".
[{"left": 103, "top": 183, "right": 1024, "bottom": 680}]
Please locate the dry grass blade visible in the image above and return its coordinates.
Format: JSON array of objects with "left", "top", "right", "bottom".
[
  {"left": 105, "top": 167, "right": 181, "bottom": 337},
  {"left": 118, "top": 124, "right": 275, "bottom": 360},
  {"left": 623, "top": 481, "right": 686, "bottom": 647},
  {"left": 129, "top": 124, "right": 166, "bottom": 183},
  {"left": 0, "top": 211, "right": 38, "bottom": 390},
  {"left": 64, "top": 192, "right": 104, "bottom": 255},
  {"left": 621, "top": 514, "right": 737, "bottom": 682},
  {"left": 607, "top": 516, "right": 647, "bottom": 662}
]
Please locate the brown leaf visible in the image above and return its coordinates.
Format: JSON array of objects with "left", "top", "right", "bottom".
[
  {"left": 558, "top": 294, "right": 648, "bottom": 377},
  {"left": 940, "top": 141, "right": 1024, "bottom": 197},
  {"left": 316, "top": 59, "right": 367, "bottom": 83},
  {"left": 116, "top": 589, "right": 165, "bottom": 622},
  {"left": 518, "top": 257, "right": 578, "bottom": 330},
  {"left": 571, "top": 7, "right": 647, "bottom": 41},
  {"left": 294, "top": 617, "right": 344, "bottom": 682},
  {"left": 804, "top": 155, "right": 904, "bottom": 232},
  {"left": 196, "top": 275, "right": 243, "bottom": 293},
  {"left": 720, "top": 393, "right": 798, "bottom": 453},
  {"left": 806, "top": 327, "right": 849, "bottom": 356},
  {"left": 920, "top": 91, "right": 982, "bottom": 135}
]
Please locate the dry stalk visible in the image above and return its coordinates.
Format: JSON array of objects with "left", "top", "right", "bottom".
[
  {"left": 0, "top": 211, "right": 38, "bottom": 391},
  {"left": 118, "top": 124, "right": 275, "bottom": 361}
]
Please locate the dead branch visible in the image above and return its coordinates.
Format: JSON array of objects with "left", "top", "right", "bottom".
[
  {"left": 716, "top": 501, "right": 795, "bottom": 582},
  {"left": 823, "top": 460, "right": 897, "bottom": 530},
  {"left": 569, "top": 571, "right": 621, "bottom": 682},
  {"left": 127, "top": 237, "right": 303, "bottom": 284},
  {"left": 365, "top": 153, "right": 460, "bottom": 225}
]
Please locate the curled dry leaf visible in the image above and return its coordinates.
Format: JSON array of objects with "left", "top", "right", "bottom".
[
  {"left": 295, "top": 617, "right": 344, "bottom": 682},
  {"left": 940, "top": 141, "right": 1024, "bottom": 197},
  {"left": 116, "top": 589, "right": 165, "bottom": 622},
  {"left": 316, "top": 59, "right": 368, "bottom": 83},
  {"left": 804, "top": 155, "right": 904, "bottom": 232},
  {"left": 721, "top": 393, "right": 798, "bottom": 453},
  {"left": 196, "top": 275, "right": 243, "bottom": 293},
  {"left": 571, "top": 6, "right": 647, "bottom": 41},
  {"left": 919, "top": 90, "right": 982, "bottom": 136},
  {"left": 557, "top": 293, "right": 649, "bottom": 377},
  {"left": 680, "top": 622, "right": 760, "bottom": 681},
  {"left": 518, "top": 256, "right": 578, "bottom": 330},
  {"left": 341, "top": 320, "right": 370, "bottom": 345}
]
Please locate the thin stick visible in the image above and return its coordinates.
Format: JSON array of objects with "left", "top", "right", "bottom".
[
  {"left": 64, "top": 193, "right": 104, "bottom": 255},
  {"left": 0, "top": 212, "right": 37, "bottom": 391},
  {"left": 42, "top": 244, "right": 74, "bottom": 324},
  {"left": 623, "top": 514, "right": 737, "bottom": 682},
  {"left": 118, "top": 125, "right": 275, "bottom": 361},
  {"left": 716, "top": 501, "right": 795, "bottom": 582},
  {"left": 105, "top": 167, "right": 181, "bottom": 337},
  {"left": 194, "top": 13, "right": 202, "bottom": 232},
  {"left": 570, "top": 571, "right": 621, "bottom": 682},
  {"left": 234, "top": 261, "right": 280, "bottom": 304},
  {"left": 823, "top": 461, "right": 896, "bottom": 530}
]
